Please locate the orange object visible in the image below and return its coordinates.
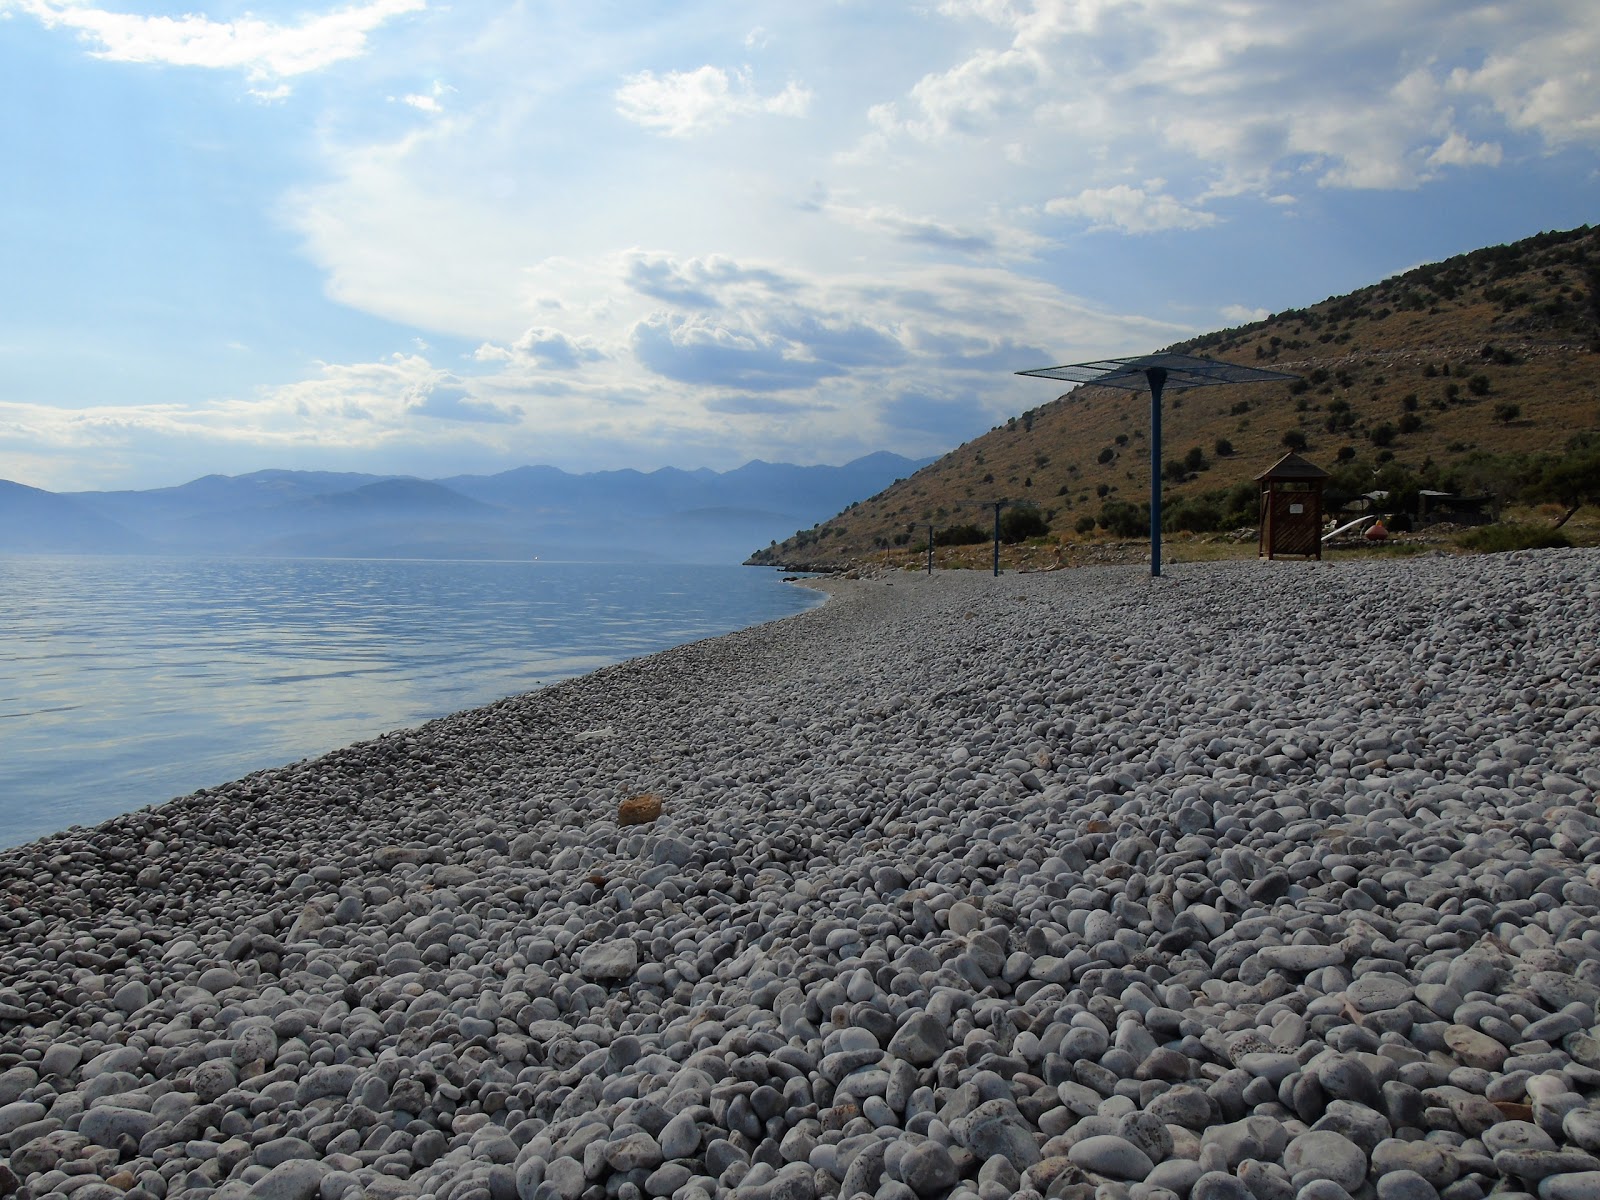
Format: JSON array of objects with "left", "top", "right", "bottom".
[{"left": 1364, "top": 520, "right": 1389, "bottom": 541}]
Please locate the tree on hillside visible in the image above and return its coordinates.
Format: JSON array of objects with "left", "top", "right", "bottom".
[
  {"left": 999, "top": 508, "right": 1050, "bottom": 543},
  {"left": 1538, "top": 444, "right": 1600, "bottom": 527}
]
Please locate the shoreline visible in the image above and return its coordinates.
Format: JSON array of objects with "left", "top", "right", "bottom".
[
  {"left": 3, "top": 551, "right": 1599, "bottom": 1200},
  {"left": 0, "top": 559, "right": 823, "bottom": 852}
]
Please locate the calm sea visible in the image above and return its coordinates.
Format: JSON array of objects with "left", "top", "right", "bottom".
[{"left": 0, "top": 556, "right": 822, "bottom": 849}]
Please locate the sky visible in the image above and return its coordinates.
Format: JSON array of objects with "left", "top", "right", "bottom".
[{"left": 2, "top": 0, "right": 1597, "bottom": 492}]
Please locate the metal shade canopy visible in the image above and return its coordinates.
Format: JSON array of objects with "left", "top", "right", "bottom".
[{"left": 1016, "top": 352, "right": 1300, "bottom": 576}]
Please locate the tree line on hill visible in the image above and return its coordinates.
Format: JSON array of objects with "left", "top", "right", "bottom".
[{"left": 1099, "top": 433, "right": 1600, "bottom": 539}]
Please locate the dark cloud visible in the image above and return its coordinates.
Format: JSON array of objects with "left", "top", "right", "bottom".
[
  {"left": 632, "top": 314, "right": 845, "bottom": 391},
  {"left": 879, "top": 214, "right": 995, "bottom": 254},
  {"left": 407, "top": 378, "right": 522, "bottom": 424},
  {"left": 770, "top": 313, "right": 907, "bottom": 368},
  {"left": 918, "top": 331, "right": 1052, "bottom": 371},
  {"left": 704, "top": 395, "right": 825, "bottom": 415},
  {"left": 627, "top": 256, "right": 720, "bottom": 307},
  {"left": 878, "top": 390, "right": 994, "bottom": 443},
  {"left": 624, "top": 253, "right": 800, "bottom": 308},
  {"left": 512, "top": 327, "right": 604, "bottom": 369}
]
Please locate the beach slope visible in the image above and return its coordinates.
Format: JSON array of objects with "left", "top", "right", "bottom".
[{"left": 2, "top": 552, "right": 1599, "bottom": 1200}]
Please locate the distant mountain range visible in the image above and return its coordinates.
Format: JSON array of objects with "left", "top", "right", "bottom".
[{"left": 0, "top": 453, "right": 934, "bottom": 564}]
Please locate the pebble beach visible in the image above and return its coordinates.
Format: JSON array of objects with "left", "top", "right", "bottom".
[{"left": 3, "top": 550, "right": 1599, "bottom": 1200}]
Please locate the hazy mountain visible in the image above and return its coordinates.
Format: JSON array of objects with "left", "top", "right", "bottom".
[
  {"left": 0, "top": 481, "right": 151, "bottom": 554},
  {"left": 3, "top": 453, "right": 933, "bottom": 564}
]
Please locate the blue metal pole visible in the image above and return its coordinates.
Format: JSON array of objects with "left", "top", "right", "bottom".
[
  {"left": 993, "top": 503, "right": 1002, "bottom": 577},
  {"left": 1147, "top": 367, "right": 1166, "bottom": 577}
]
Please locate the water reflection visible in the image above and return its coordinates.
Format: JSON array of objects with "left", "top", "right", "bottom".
[{"left": 0, "top": 556, "right": 820, "bottom": 847}]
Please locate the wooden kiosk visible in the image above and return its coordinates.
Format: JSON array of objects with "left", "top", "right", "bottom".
[{"left": 1257, "top": 452, "right": 1329, "bottom": 560}]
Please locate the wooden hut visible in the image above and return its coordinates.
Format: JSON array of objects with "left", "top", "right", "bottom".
[{"left": 1257, "top": 452, "right": 1330, "bottom": 560}]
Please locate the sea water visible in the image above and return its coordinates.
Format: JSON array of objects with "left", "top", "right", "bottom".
[{"left": 0, "top": 556, "right": 822, "bottom": 848}]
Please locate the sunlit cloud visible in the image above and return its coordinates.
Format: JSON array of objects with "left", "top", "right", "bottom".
[
  {"left": 615, "top": 65, "right": 812, "bottom": 137},
  {"left": 7, "top": 0, "right": 425, "bottom": 82},
  {"left": 1045, "top": 185, "right": 1218, "bottom": 234}
]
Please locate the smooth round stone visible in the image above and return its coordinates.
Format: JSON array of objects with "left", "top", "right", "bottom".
[
  {"left": 1263, "top": 945, "right": 1346, "bottom": 973},
  {"left": 1374, "top": 1171, "right": 1439, "bottom": 1200},
  {"left": 1297, "top": 1184, "right": 1355, "bottom": 1200},
  {"left": 1414, "top": 985, "right": 1465, "bottom": 1020},
  {"left": 603, "top": 1132, "right": 662, "bottom": 1172},
  {"left": 1284, "top": 1130, "right": 1367, "bottom": 1190},
  {"left": 1496, "top": 1150, "right": 1600, "bottom": 1181},
  {"left": 1147, "top": 1160, "right": 1204, "bottom": 1196},
  {"left": 1118, "top": 1110, "right": 1173, "bottom": 1164},
  {"left": 658, "top": 1112, "right": 700, "bottom": 1159},
  {"left": 898, "top": 1142, "right": 958, "bottom": 1193},
  {"left": 1066, "top": 1135, "right": 1153, "bottom": 1182},
  {"left": 1483, "top": 1122, "right": 1557, "bottom": 1157},
  {"left": 1192, "top": 1171, "right": 1253, "bottom": 1200},
  {"left": 1540, "top": 1172, "right": 1600, "bottom": 1200},
  {"left": 1566, "top": 1110, "right": 1600, "bottom": 1153},
  {"left": 1370, "top": 1139, "right": 1458, "bottom": 1189},
  {"left": 1346, "top": 975, "right": 1413, "bottom": 1014},
  {"left": 1236, "top": 1053, "right": 1299, "bottom": 1084},
  {"left": 888, "top": 1013, "right": 949, "bottom": 1067},
  {"left": 1445, "top": 1026, "right": 1509, "bottom": 1071},
  {"left": 1314, "top": 1056, "right": 1381, "bottom": 1107},
  {"left": 1146, "top": 1085, "right": 1216, "bottom": 1130}
]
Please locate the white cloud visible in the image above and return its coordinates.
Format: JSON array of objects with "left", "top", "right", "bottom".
[
  {"left": 1045, "top": 185, "right": 1218, "bottom": 234},
  {"left": 1220, "top": 304, "right": 1270, "bottom": 325},
  {"left": 15, "top": 1, "right": 1599, "bottom": 492},
  {"left": 1, "top": 242, "right": 1195, "bottom": 488},
  {"left": 400, "top": 82, "right": 452, "bottom": 114},
  {"left": 866, "top": 1, "right": 1600, "bottom": 202},
  {"left": 1427, "top": 131, "right": 1503, "bottom": 169},
  {"left": 615, "top": 65, "right": 812, "bottom": 137},
  {"left": 1448, "top": 5, "right": 1600, "bottom": 145},
  {"left": 10, "top": 0, "right": 425, "bottom": 82}
]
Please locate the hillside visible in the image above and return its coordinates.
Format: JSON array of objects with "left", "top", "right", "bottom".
[{"left": 750, "top": 224, "right": 1600, "bottom": 569}]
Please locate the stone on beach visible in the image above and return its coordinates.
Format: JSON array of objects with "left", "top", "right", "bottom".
[{"left": 617, "top": 792, "right": 663, "bottom": 826}]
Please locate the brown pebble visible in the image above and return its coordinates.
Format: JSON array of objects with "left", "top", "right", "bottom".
[{"left": 618, "top": 793, "right": 664, "bottom": 826}]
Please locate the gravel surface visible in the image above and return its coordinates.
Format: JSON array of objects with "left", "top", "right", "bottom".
[{"left": 2, "top": 550, "right": 1599, "bottom": 1200}]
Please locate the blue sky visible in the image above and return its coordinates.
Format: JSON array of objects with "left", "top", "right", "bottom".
[{"left": 2, "top": 0, "right": 1597, "bottom": 491}]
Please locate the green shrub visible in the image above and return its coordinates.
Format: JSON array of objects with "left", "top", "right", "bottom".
[
  {"left": 934, "top": 524, "right": 988, "bottom": 546},
  {"left": 999, "top": 508, "right": 1049, "bottom": 543},
  {"left": 1074, "top": 514, "right": 1096, "bottom": 535},
  {"left": 1098, "top": 499, "right": 1148, "bottom": 537},
  {"left": 1456, "top": 525, "right": 1571, "bottom": 553},
  {"left": 1163, "top": 499, "right": 1224, "bottom": 533}
]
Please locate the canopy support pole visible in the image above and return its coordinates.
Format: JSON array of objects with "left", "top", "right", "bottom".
[{"left": 1147, "top": 366, "right": 1166, "bottom": 578}]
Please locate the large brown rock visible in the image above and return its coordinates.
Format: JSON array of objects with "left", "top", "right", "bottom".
[{"left": 618, "top": 794, "right": 663, "bottom": 826}]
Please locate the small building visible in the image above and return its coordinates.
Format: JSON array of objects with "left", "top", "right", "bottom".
[
  {"left": 1256, "top": 452, "right": 1330, "bottom": 560},
  {"left": 1418, "top": 489, "right": 1494, "bottom": 526}
]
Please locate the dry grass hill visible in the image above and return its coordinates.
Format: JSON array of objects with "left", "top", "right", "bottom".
[{"left": 749, "top": 224, "right": 1600, "bottom": 570}]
